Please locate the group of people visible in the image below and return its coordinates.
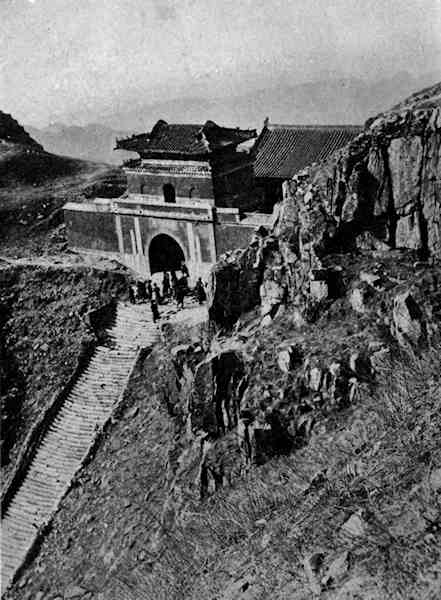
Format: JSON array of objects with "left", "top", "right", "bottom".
[{"left": 128, "top": 261, "right": 207, "bottom": 322}]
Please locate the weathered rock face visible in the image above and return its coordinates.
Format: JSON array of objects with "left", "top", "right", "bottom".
[
  {"left": 165, "top": 332, "right": 376, "bottom": 503},
  {"left": 208, "top": 83, "right": 441, "bottom": 331},
  {"left": 208, "top": 240, "right": 264, "bottom": 328},
  {"left": 209, "top": 231, "right": 291, "bottom": 328},
  {"left": 286, "top": 82, "right": 441, "bottom": 258}
]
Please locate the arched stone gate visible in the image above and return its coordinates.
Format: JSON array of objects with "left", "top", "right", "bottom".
[{"left": 148, "top": 233, "right": 185, "bottom": 274}]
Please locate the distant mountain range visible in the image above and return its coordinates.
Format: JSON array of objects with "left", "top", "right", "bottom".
[
  {"left": 26, "top": 72, "right": 439, "bottom": 164},
  {"left": 0, "top": 111, "right": 101, "bottom": 190},
  {"left": 26, "top": 123, "right": 135, "bottom": 166}
]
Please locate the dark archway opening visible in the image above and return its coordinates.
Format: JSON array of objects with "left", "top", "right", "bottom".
[
  {"left": 163, "top": 183, "right": 176, "bottom": 203},
  {"left": 149, "top": 234, "right": 185, "bottom": 274}
]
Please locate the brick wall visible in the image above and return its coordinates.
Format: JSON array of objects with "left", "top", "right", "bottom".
[
  {"left": 214, "top": 223, "right": 256, "bottom": 256},
  {"left": 126, "top": 172, "right": 214, "bottom": 200},
  {"left": 65, "top": 210, "right": 118, "bottom": 253}
]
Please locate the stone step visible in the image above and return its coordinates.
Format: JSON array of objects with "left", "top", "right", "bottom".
[
  {"left": 83, "top": 362, "right": 131, "bottom": 373},
  {"left": 59, "top": 401, "right": 112, "bottom": 417},
  {"left": 34, "top": 452, "right": 82, "bottom": 468},
  {"left": 38, "top": 433, "right": 89, "bottom": 451},
  {"left": 80, "top": 364, "right": 131, "bottom": 375},
  {"left": 17, "top": 489, "right": 55, "bottom": 506},
  {"left": 72, "top": 379, "right": 126, "bottom": 390},
  {"left": 76, "top": 370, "right": 128, "bottom": 381},
  {"left": 110, "top": 324, "right": 156, "bottom": 332},
  {"left": 18, "top": 480, "right": 54, "bottom": 498},
  {"left": 48, "top": 424, "right": 96, "bottom": 439},
  {"left": 51, "top": 416, "right": 97, "bottom": 431},
  {"left": 24, "top": 475, "right": 64, "bottom": 495},
  {"left": 4, "top": 526, "right": 41, "bottom": 544},
  {"left": 5, "top": 505, "right": 42, "bottom": 523},
  {"left": 55, "top": 413, "right": 108, "bottom": 429},
  {"left": 34, "top": 448, "right": 85, "bottom": 466},
  {"left": 31, "top": 453, "right": 80, "bottom": 470},
  {"left": 20, "top": 473, "right": 66, "bottom": 493},
  {"left": 60, "top": 403, "right": 114, "bottom": 418},
  {"left": 70, "top": 385, "right": 124, "bottom": 397},
  {"left": 3, "top": 518, "right": 36, "bottom": 533},
  {"left": 8, "top": 499, "right": 50, "bottom": 520},
  {"left": 68, "top": 387, "right": 120, "bottom": 399}
]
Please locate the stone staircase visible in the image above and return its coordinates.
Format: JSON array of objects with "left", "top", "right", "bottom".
[{"left": 1, "top": 302, "right": 159, "bottom": 595}]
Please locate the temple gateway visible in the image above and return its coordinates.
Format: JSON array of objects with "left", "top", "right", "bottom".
[
  {"left": 64, "top": 120, "right": 273, "bottom": 282},
  {"left": 64, "top": 119, "right": 361, "bottom": 281}
]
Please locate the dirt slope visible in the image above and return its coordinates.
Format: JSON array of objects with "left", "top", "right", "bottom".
[{"left": 0, "top": 264, "right": 129, "bottom": 475}]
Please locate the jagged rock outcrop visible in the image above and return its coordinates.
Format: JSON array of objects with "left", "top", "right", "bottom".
[
  {"left": 192, "top": 86, "right": 441, "bottom": 510},
  {"left": 163, "top": 329, "right": 376, "bottom": 503},
  {"left": 208, "top": 83, "right": 441, "bottom": 331},
  {"left": 392, "top": 290, "right": 427, "bottom": 347},
  {"left": 279, "top": 81, "right": 441, "bottom": 258},
  {"left": 208, "top": 231, "right": 289, "bottom": 328}
]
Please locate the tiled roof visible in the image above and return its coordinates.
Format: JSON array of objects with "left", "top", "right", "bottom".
[
  {"left": 116, "top": 120, "right": 256, "bottom": 157},
  {"left": 147, "top": 121, "right": 206, "bottom": 154},
  {"left": 253, "top": 124, "right": 362, "bottom": 179}
]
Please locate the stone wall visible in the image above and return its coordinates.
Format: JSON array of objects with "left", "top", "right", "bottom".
[
  {"left": 65, "top": 210, "right": 119, "bottom": 253},
  {"left": 126, "top": 171, "right": 215, "bottom": 200},
  {"left": 214, "top": 221, "right": 260, "bottom": 257},
  {"left": 212, "top": 162, "right": 260, "bottom": 210}
]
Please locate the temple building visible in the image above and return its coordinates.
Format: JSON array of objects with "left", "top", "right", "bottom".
[
  {"left": 253, "top": 121, "right": 362, "bottom": 206},
  {"left": 63, "top": 119, "right": 363, "bottom": 282},
  {"left": 64, "top": 120, "right": 274, "bottom": 282}
]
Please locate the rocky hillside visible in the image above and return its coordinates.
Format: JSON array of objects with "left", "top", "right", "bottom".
[
  {"left": 0, "top": 112, "right": 126, "bottom": 256},
  {"left": 0, "top": 112, "right": 43, "bottom": 150},
  {"left": 0, "top": 111, "right": 88, "bottom": 188},
  {"left": 3, "top": 84, "right": 441, "bottom": 600},
  {"left": 210, "top": 81, "right": 441, "bottom": 327}
]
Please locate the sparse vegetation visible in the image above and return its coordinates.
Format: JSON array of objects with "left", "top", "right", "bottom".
[{"left": 140, "top": 344, "right": 441, "bottom": 599}]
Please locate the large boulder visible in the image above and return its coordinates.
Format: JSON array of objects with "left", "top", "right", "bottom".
[
  {"left": 392, "top": 290, "right": 427, "bottom": 347},
  {"left": 191, "top": 349, "right": 246, "bottom": 436}
]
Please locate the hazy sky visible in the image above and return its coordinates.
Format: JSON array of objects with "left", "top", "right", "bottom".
[{"left": 1, "top": 0, "right": 440, "bottom": 126}]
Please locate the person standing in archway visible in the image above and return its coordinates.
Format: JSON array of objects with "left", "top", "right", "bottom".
[
  {"left": 181, "top": 261, "right": 189, "bottom": 278},
  {"left": 162, "top": 271, "right": 171, "bottom": 299},
  {"left": 137, "top": 280, "right": 147, "bottom": 303},
  {"left": 171, "top": 271, "right": 178, "bottom": 299},
  {"left": 153, "top": 282, "right": 162, "bottom": 305},
  {"left": 128, "top": 284, "right": 136, "bottom": 304},
  {"left": 150, "top": 298, "right": 160, "bottom": 323},
  {"left": 195, "top": 277, "right": 207, "bottom": 304},
  {"left": 176, "top": 286, "right": 185, "bottom": 310},
  {"left": 146, "top": 279, "right": 153, "bottom": 300}
]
